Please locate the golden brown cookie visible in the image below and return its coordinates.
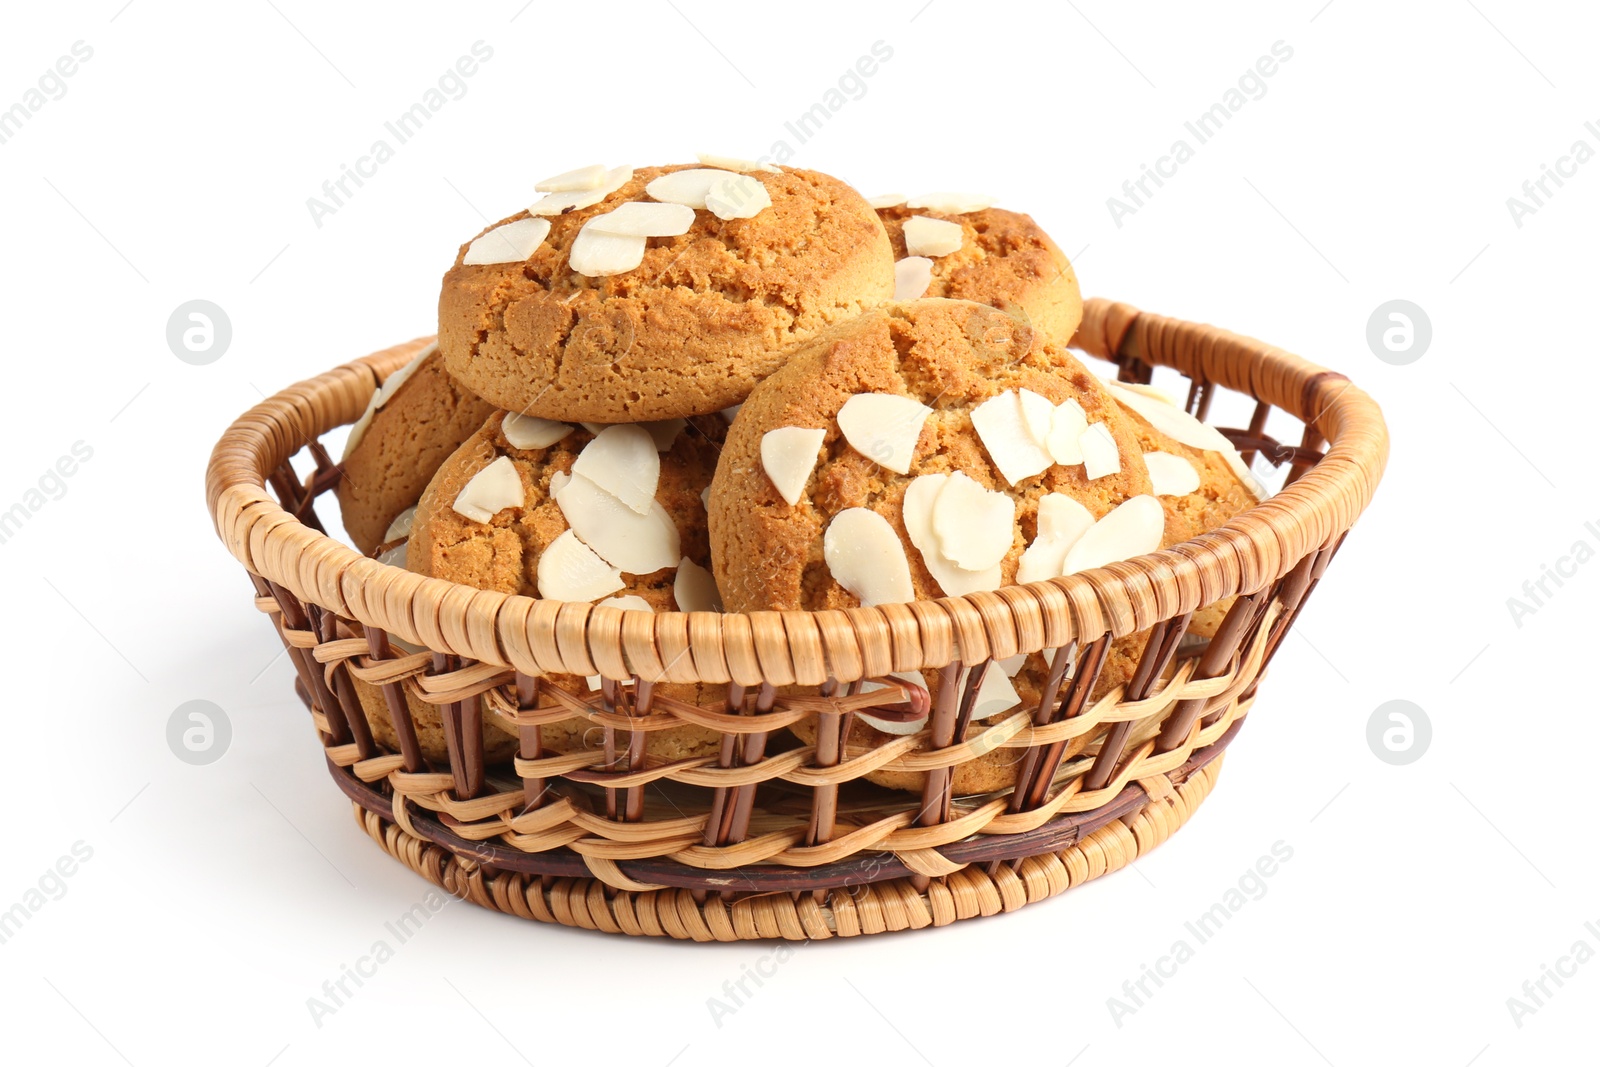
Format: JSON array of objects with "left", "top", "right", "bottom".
[
  {"left": 337, "top": 341, "right": 495, "bottom": 555},
  {"left": 408, "top": 410, "right": 730, "bottom": 760},
  {"left": 877, "top": 202, "right": 1083, "bottom": 347},
  {"left": 438, "top": 164, "right": 895, "bottom": 423}
]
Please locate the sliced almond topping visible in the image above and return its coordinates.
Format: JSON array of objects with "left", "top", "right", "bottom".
[
  {"left": 579, "top": 422, "right": 608, "bottom": 436},
  {"left": 1145, "top": 451, "right": 1201, "bottom": 496},
  {"left": 971, "top": 390, "right": 1052, "bottom": 485},
  {"left": 571, "top": 425, "right": 660, "bottom": 515},
  {"left": 343, "top": 343, "right": 436, "bottom": 458},
  {"left": 1061, "top": 495, "right": 1164, "bottom": 575},
  {"left": 502, "top": 412, "right": 573, "bottom": 451},
  {"left": 451, "top": 455, "right": 524, "bottom": 523},
  {"left": 597, "top": 594, "right": 653, "bottom": 613},
  {"left": 463, "top": 217, "right": 552, "bottom": 266},
  {"left": 568, "top": 225, "right": 647, "bottom": 277},
  {"left": 696, "top": 152, "right": 781, "bottom": 174},
  {"left": 553, "top": 472, "right": 680, "bottom": 574},
  {"left": 1015, "top": 493, "right": 1096, "bottom": 584},
  {"left": 535, "top": 164, "right": 608, "bottom": 193},
  {"left": 376, "top": 542, "right": 408, "bottom": 569},
  {"left": 760, "top": 426, "right": 826, "bottom": 506},
  {"left": 893, "top": 256, "right": 934, "bottom": 300},
  {"left": 906, "top": 192, "right": 997, "bottom": 214},
  {"left": 586, "top": 200, "right": 696, "bottom": 237},
  {"left": 537, "top": 529, "right": 624, "bottom": 601},
  {"left": 529, "top": 165, "right": 632, "bottom": 215},
  {"left": 867, "top": 193, "right": 908, "bottom": 209},
  {"left": 902, "top": 215, "right": 964, "bottom": 257},
  {"left": 644, "top": 168, "right": 734, "bottom": 209},
  {"left": 1046, "top": 399, "right": 1088, "bottom": 465},
  {"left": 824, "top": 508, "right": 915, "bottom": 607},
  {"left": 903, "top": 474, "right": 1002, "bottom": 597},
  {"left": 705, "top": 173, "right": 772, "bottom": 220},
  {"left": 930, "top": 472, "right": 1014, "bottom": 571},
  {"left": 384, "top": 506, "right": 417, "bottom": 543},
  {"left": 673, "top": 557, "right": 722, "bottom": 612},
  {"left": 641, "top": 418, "right": 687, "bottom": 451},
  {"left": 857, "top": 671, "right": 932, "bottom": 735},
  {"left": 837, "top": 393, "right": 931, "bottom": 475},
  {"left": 549, "top": 470, "right": 570, "bottom": 496},
  {"left": 700, "top": 485, "right": 711, "bottom": 511},
  {"left": 998, "top": 653, "right": 1029, "bottom": 677},
  {"left": 1105, "top": 381, "right": 1235, "bottom": 453},
  {"left": 1079, "top": 422, "right": 1122, "bottom": 480},
  {"left": 1017, "top": 389, "right": 1055, "bottom": 449},
  {"left": 719, "top": 404, "right": 743, "bottom": 423},
  {"left": 972, "top": 661, "right": 1022, "bottom": 720}
]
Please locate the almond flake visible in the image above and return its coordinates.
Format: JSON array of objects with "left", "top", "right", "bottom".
[
  {"left": 1015, "top": 493, "right": 1096, "bottom": 584},
  {"left": 824, "top": 508, "right": 915, "bottom": 607},
  {"left": 719, "top": 404, "right": 743, "bottom": 423},
  {"left": 550, "top": 470, "right": 570, "bottom": 496},
  {"left": 571, "top": 425, "right": 660, "bottom": 515},
  {"left": 1046, "top": 399, "right": 1088, "bottom": 465},
  {"left": 705, "top": 173, "right": 772, "bottom": 220},
  {"left": 903, "top": 474, "right": 1002, "bottom": 597},
  {"left": 1080, "top": 422, "right": 1121, "bottom": 480},
  {"left": 1105, "top": 381, "right": 1236, "bottom": 454},
  {"left": 972, "top": 661, "right": 1022, "bottom": 721},
  {"left": 1018, "top": 389, "right": 1056, "bottom": 448},
  {"left": 641, "top": 418, "right": 687, "bottom": 451},
  {"left": 673, "top": 557, "right": 722, "bottom": 612},
  {"left": 451, "top": 456, "right": 524, "bottom": 523},
  {"left": 1061, "top": 495, "right": 1164, "bottom": 575},
  {"left": 553, "top": 472, "right": 680, "bottom": 574},
  {"left": 597, "top": 595, "right": 653, "bottom": 613},
  {"left": 463, "top": 217, "right": 552, "bottom": 266},
  {"left": 837, "top": 393, "right": 931, "bottom": 475},
  {"left": 535, "top": 164, "right": 608, "bottom": 193},
  {"left": 971, "top": 390, "right": 1052, "bottom": 485},
  {"left": 906, "top": 192, "right": 997, "bottom": 214},
  {"left": 893, "top": 256, "right": 933, "bottom": 300},
  {"left": 586, "top": 200, "right": 696, "bottom": 237},
  {"left": 343, "top": 343, "right": 436, "bottom": 458},
  {"left": 998, "top": 653, "right": 1028, "bottom": 676},
  {"left": 857, "top": 671, "right": 931, "bottom": 735},
  {"left": 760, "top": 426, "right": 826, "bottom": 506},
  {"left": 502, "top": 412, "right": 573, "bottom": 451},
  {"left": 902, "top": 215, "right": 964, "bottom": 257},
  {"left": 696, "top": 152, "right": 781, "bottom": 174},
  {"left": 645, "top": 168, "right": 735, "bottom": 209},
  {"left": 569, "top": 225, "right": 647, "bottom": 277},
  {"left": 867, "top": 193, "right": 908, "bottom": 209},
  {"left": 700, "top": 485, "right": 711, "bottom": 511},
  {"left": 537, "top": 529, "right": 624, "bottom": 601},
  {"left": 376, "top": 542, "right": 408, "bottom": 568},
  {"left": 529, "top": 165, "right": 632, "bottom": 215},
  {"left": 1145, "top": 451, "right": 1201, "bottom": 496},
  {"left": 384, "top": 506, "right": 417, "bottom": 543},
  {"left": 579, "top": 422, "right": 608, "bottom": 435},
  {"left": 930, "top": 471, "right": 1014, "bottom": 571}
]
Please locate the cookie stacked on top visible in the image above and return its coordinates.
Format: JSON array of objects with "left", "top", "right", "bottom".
[{"left": 338, "top": 154, "right": 1264, "bottom": 789}]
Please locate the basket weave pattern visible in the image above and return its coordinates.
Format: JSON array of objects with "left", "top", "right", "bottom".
[{"left": 207, "top": 298, "right": 1387, "bottom": 937}]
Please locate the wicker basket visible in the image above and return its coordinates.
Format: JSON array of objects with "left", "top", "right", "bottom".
[{"left": 206, "top": 297, "right": 1388, "bottom": 940}]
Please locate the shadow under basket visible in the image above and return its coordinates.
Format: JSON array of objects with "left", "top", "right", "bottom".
[{"left": 206, "top": 298, "right": 1388, "bottom": 941}]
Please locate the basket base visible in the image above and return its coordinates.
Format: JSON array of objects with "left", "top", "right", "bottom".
[{"left": 348, "top": 756, "right": 1224, "bottom": 940}]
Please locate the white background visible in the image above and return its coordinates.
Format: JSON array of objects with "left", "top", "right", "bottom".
[{"left": 1, "top": 1, "right": 1595, "bottom": 1064}]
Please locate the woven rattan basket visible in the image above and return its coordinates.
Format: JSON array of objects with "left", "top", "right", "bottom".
[{"left": 206, "top": 297, "right": 1387, "bottom": 940}]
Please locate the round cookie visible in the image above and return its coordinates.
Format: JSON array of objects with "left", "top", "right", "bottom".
[
  {"left": 709, "top": 297, "right": 1162, "bottom": 795},
  {"left": 438, "top": 164, "right": 895, "bottom": 423},
  {"left": 337, "top": 340, "right": 495, "bottom": 555},
  {"left": 408, "top": 411, "right": 730, "bottom": 761},
  {"left": 877, "top": 200, "right": 1083, "bottom": 347}
]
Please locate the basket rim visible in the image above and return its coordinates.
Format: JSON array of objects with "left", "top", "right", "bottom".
[{"left": 205, "top": 297, "right": 1389, "bottom": 683}]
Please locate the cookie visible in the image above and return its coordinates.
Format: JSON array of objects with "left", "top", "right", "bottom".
[
  {"left": 337, "top": 340, "right": 495, "bottom": 555},
  {"left": 875, "top": 198, "right": 1083, "bottom": 347},
  {"left": 437, "top": 163, "right": 895, "bottom": 423},
  {"left": 408, "top": 410, "right": 730, "bottom": 761},
  {"left": 708, "top": 297, "right": 1174, "bottom": 794}
]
